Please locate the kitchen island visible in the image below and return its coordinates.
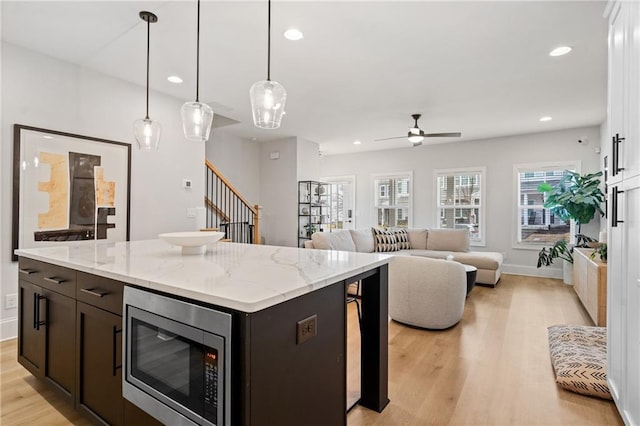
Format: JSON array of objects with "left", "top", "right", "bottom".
[{"left": 15, "top": 239, "right": 391, "bottom": 425}]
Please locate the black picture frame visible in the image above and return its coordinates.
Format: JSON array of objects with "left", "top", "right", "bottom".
[{"left": 12, "top": 124, "right": 131, "bottom": 261}]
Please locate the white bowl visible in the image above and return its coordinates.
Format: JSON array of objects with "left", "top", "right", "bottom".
[{"left": 159, "top": 231, "right": 225, "bottom": 255}]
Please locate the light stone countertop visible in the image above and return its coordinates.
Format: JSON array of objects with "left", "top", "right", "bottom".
[{"left": 15, "top": 239, "right": 392, "bottom": 312}]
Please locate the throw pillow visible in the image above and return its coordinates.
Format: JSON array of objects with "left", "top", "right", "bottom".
[
  {"left": 372, "top": 228, "right": 398, "bottom": 252},
  {"left": 349, "top": 229, "right": 375, "bottom": 253},
  {"left": 311, "top": 230, "right": 356, "bottom": 251},
  {"left": 426, "top": 228, "right": 470, "bottom": 252},
  {"left": 393, "top": 229, "right": 411, "bottom": 250}
]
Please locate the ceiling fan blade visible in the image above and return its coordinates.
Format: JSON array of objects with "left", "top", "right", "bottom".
[
  {"left": 374, "top": 136, "right": 407, "bottom": 141},
  {"left": 424, "top": 132, "right": 462, "bottom": 138}
]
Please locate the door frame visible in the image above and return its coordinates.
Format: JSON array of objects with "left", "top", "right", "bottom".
[{"left": 321, "top": 175, "right": 357, "bottom": 230}]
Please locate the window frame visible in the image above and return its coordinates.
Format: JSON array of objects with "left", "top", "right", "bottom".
[
  {"left": 513, "top": 161, "right": 581, "bottom": 250},
  {"left": 434, "top": 166, "right": 486, "bottom": 247},
  {"left": 372, "top": 171, "right": 413, "bottom": 229}
]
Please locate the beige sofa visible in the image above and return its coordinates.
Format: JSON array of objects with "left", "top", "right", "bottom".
[{"left": 304, "top": 228, "right": 503, "bottom": 286}]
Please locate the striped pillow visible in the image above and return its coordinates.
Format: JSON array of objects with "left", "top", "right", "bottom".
[
  {"left": 372, "top": 228, "right": 398, "bottom": 252},
  {"left": 394, "top": 229, "right": 411, "bottom": 250}
]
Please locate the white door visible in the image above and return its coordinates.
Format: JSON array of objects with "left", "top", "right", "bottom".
[{"left": 322, "top": 176, "right": 356, "bottom": 230}]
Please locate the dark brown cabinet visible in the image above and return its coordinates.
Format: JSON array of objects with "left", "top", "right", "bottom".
[
  {"left": 17, "top": 258, "right": 159, "bottom": 426},
  {"left": 18, "top": 279, "right": 75, "bottom": 402},
  {"left": 18, "top": 280, "right": 44, "bottom": 376},
  {"left": 76, "top": 301, "right": 123, "bottom": 426}
]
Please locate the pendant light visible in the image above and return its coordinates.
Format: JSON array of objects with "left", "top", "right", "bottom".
[
  {"left": 181, "top": 0, "right": 214, "bottom": 142},
  {"left": 249, "top": 0, "right": 287, "bottom": 129},
  {"left": 133, "top": 11, "right": 161, "bottom": 150}
]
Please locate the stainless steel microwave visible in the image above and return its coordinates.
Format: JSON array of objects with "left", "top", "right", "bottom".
[{"left": 123, "top": 286, "right": 232, "bottom": 426}]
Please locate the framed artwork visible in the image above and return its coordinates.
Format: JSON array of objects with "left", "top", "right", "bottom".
[{"left": 12, "top": 124, "right": 131, "bottom": 261}]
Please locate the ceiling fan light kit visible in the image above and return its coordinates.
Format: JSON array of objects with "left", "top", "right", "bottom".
[
  {"left": 250, "top": 0, "right": 287, "bottom": 130},
  {"left": 133, "top": 11, "right": 161, "bottom": 151},
  {"left": 181, "top": 0, "right": 214, "bottom": 142},
  {"left": 374, "top": 113, "right": 462, "bottom": 146}
]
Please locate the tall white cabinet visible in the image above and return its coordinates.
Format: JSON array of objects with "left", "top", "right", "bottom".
[{"left": 606, "top": 1, "right": 640, "bottom": 424}]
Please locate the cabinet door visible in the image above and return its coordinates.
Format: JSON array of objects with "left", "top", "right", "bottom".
[
  {"left": 608, "top": 1, "right": 626, "bottom": 185},
  {"left": 623, "top": 181, "right": 640, "bottom": 425},
  {"left": 18, "top": 280, "right": 44, "bottom": 377},
  {"left": 76, "top": 301, "right": 123, "bottom": 426},
  {"left": 43, "top": 289, "right": 76, "bottom": 400},
  {"left": 573, "top": 251, "right": 587, "bottom": 307},
  {"left": 624, "top": 1, "right": 640, "bottom": 180},
  {"left": 608, "top": 184, "right": 625, "bottom": 401},
  {"left": 586, "top": 263, "right": 598, "bottom": 324}
]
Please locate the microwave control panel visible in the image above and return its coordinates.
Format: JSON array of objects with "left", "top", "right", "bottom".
[{"left": 204, "top": 349, "right": 219, "bottom": 424}]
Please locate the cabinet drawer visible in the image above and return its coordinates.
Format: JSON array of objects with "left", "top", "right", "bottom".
[
  {"left": 76, "top": 272, "right": 124, "bottom": 315},
  {"left": 18, "top": 258, "right": 76, "bottom": 298}
]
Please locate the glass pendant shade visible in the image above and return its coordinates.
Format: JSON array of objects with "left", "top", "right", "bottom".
[
  {"left": 135, "top": 11, "right": 160, "bottom": 151},
  {"left": 133, "top": 118, "right": 162, "bottom": 151},
  {"left": 181, "top": 101, "right": 214, "bottom": 142},
  {"left": 250, "top": 80, "right": 287, "bottom": 129}
]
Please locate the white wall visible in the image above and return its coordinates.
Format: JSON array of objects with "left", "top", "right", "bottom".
[
  {"left": 1, "top": 43, "right": 205, "bottom": 340},
  {"left": 206, "top": 129, "right": 261, "bottom": 205},
  {"left": 320, "top": 126, "right": 603, "bottom": 278},
  {"left": 296, "top": 137, "right": 321, "bottom": 181},
  {"left": 259, "top": 137, "right": 298, "bottom": 247}
]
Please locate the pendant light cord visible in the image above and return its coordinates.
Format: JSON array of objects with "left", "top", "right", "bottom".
[
  {"left": 145, "top": 17, "right": 150, "bottom": 119},
  {"left": 267, "top": 0, "right": 271, "bottom": 81},
  {"left": 196, "top": 0, "right": 201, "bottom": 102}
]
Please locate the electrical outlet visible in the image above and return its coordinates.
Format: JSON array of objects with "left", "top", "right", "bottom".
[
  {"left": 296, "top": 314, "right": 317, "bottom": 344},
  {"left": 5, "top": 293, "right": 17, "bottom": 309},
  {"left": 187, "top": 207, "right": 197, "bottom": 218}
]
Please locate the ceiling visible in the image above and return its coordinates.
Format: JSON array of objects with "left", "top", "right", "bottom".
[{"left": 2, "top": 1, "right": 608, "bottom": 155}]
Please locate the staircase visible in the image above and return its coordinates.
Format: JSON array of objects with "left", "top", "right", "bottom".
[{"left": 205, "top": 160, "right": 260, "bottom": 244}]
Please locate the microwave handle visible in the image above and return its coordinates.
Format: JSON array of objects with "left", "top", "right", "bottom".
[{"left": 113, "top": 326, "right": 122, "bottom": 377}]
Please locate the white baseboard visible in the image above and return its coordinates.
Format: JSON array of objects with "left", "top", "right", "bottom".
[
  {"left": 1, "top": 317, "right": 17, "bottom": 342},
  {"left": 502, "top": 263, "right": 563, "bottom": 279}
]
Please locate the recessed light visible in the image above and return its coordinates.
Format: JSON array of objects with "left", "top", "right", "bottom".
[
  {"left": 167, "top": 75, "right": 183, "bottom": 83},
  {"left": 549, "top": 46, "right": 572, "bottom": 57},
  {"left": 43, "top": 135, "right": 54, "bottom": 139},
  {"left": 353, "top": 140, "right": 362, "bottom": 145},
  {"left": 539, "top": 116, "right": 553, "bottom": 122},
  {"left": 284, "top": 29, "right": 304, "bottom": 41}
]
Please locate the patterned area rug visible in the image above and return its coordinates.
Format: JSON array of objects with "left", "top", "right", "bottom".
[{"left": 548, "top": 325, "right": 612, "bottom": 400}]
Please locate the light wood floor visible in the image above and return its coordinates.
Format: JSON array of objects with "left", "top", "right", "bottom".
[
  {"left": 348, "top": 274, "right": 623, "bottom": 426},
  {"left": 0, "top": 274, "right": 624, "bottom": 425}
]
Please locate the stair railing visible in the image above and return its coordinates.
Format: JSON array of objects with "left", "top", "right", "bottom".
[{"left": 205, "top": 159, "right": 260, "bottom": 244}]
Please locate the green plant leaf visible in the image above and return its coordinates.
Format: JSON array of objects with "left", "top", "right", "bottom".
[{"left": 538, "top": 182, "right": 554, "bottom": 192}]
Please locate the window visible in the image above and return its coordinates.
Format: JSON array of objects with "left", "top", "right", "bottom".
[
  {"left": 435, "top": 167, "right": 485, "bottom": 245},
  {"left": 373, "top": 172, "right": 412, "bottom": 228},
  {"left": 515, "top": 162, "right": 579, "bottom": 247}
]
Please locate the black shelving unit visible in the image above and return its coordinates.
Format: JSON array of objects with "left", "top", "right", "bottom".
[{"left": 298, "top": 181, "right": 331, "bottom": 248}]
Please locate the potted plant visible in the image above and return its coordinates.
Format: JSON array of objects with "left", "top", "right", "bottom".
[
  {"left": 303, "top": 223, "right": 317, "bottom": 237},
  {"left": 536, "top": 171, "right": 605, "bottom": 283},
  {"left": 590, "top": 243, "right": 607, "bottom": 262},
  {"left": 537, "top": 234, "right": 597, "bottom": 266}
]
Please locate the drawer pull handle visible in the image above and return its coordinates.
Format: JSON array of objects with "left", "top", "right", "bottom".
[
  {"left": 44, "top": 276, "right": 66, "bottom": 285},
  {"left": 113, "top": 327, "right": 122, "bottom": 377},
  {"left": 612, "top": 186, "right": 625, "bottom": 227},
  {"left": 34, "top": 294, "right": 46, "bottom": 331},
  {"left": 80, "top": 288, "right": 109, "bottom": 298},
  {"left": 19, "top": 268, "right": 37, "bottom": 275}
]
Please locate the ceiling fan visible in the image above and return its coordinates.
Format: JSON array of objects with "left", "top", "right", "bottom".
[{"left": 375, "top": 114, "right": 462, "bottom": 147}]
